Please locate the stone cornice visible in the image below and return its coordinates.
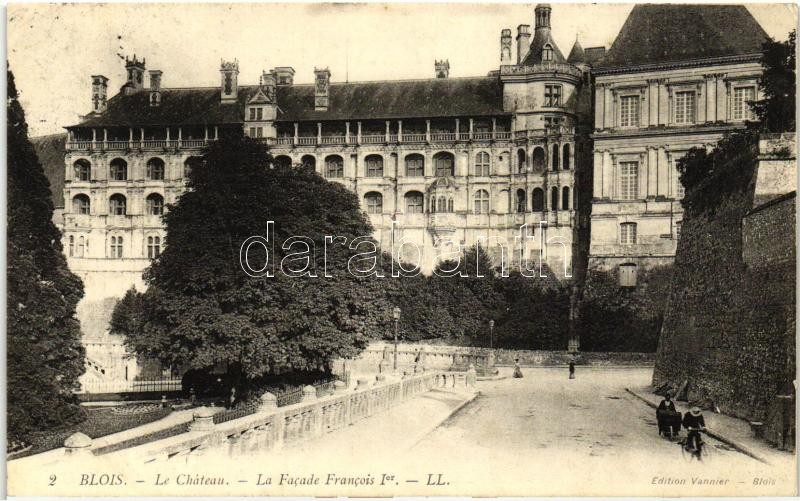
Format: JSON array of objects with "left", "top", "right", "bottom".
[
  {"left": 592, "top": 123, "right": 741, "bottom": 141},
  {"left": 593, "top": 53, "right": 762, "bottom": 76}
]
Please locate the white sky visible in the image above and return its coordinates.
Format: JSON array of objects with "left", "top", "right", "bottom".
[{"left": 7, "top": 2, "right": 797, "bottom": 137}]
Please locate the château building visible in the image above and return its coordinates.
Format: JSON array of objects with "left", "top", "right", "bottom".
[
  {"left": 589, "top": 5, "right": 768, "bottom": 282},
  {"left": 53, "top": 4, "right": 770, "bottom": 384}
]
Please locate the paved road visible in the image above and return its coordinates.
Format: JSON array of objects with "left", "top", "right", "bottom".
[{"left": 408, "top": 367, "right": 794, "bottom": 496}]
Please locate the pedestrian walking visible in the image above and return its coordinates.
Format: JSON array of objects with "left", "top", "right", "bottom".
[
  {"left": 568, "top": 361, "right": 575, "bottom": 379},
  {"left": 228, "top": 386, "right": 237, "bottom": 409}
]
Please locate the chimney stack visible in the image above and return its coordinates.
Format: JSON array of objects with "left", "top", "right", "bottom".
[
  {"left": 500, "top": 29, "right": 513, "bottom": 64},
  {"left": 91, "top": 75, "right": 108, "bottom": 114},
  {"left": 435, "top": 59, "right": 450, "bottom": 79},
  {"left": 123, "top": 55, "right": 145, "bottom": 95},
  {"left": 516, "top": 25, "right": 531, "bottom": 64},
  {"left": 220, "top": 59, "right": 239, "bottom": 102},
  {"left": 314, "top": 67, "right": 331, "bottom": 111},
  {"left": 274, "top": 67, "right": 295, "bottom": 86},
  {"left": 261, "top": 70, "right": 277, "bottom": 102},
  {"left": 149, "top": 70, "right": 162, "bottom": 107}
]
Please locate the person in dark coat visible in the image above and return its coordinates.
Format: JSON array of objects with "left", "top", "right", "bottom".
[
  {"left": 568, "top": 361, "right": 575, "bottom": 379},
  {"left": 513, "top": 358, "right": 523, "bottom": 378},
  {"left": 656, "top": 392, "right": 681, "bottom": 438},
  {"left": 682, "top": 406, "right": 706, "bottom": 452}
]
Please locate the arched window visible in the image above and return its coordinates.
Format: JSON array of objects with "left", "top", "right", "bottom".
[
  {"left": 433, "top": 152, "right": 454, "bottom": 177},
  {"left": 516, "top": 189, "right": 526, "bottom": 213},
  {"left": 146, "top": 193, "right": 164, "bottom": 215},
  {"left": 473, "top": 189, "right": 490, "bottom": 214},
  {"left": 562, "top": 186, "right": 570, "bottom": 210},
  {"left": 365, "top": 192, "right": 383, "bottom": 214},
  {"left": 405, "top": 154, "right": 424, "bottom": 177},
  {"left": 532, "top": 188, "right": 545, "bottom": 211},
  {"left": 76, "top": 236, "right": 85, "bottom": 258},
  {"left": 147, "top": 235, "right": 162, "bottom": 259},
  {"left": 475, "top": 152, "right": 490, "bottom": 176},
  {"left": 551, "top": 187, "right": 559, "bottom": 211},
  {"left": 517, "top": 149, "right": 527, "bottom": 173},
  {"left": 551, "top": 144, "right": 560, "bottom": 171},
  {"left": 147, "top": 158, "right": 165, "bottom": 180},
  {"left": 429, "top": 197, "right": 436, "bottom": 213},
  {"left": 109, "top": 194, "right": 127, "bottom": 215},
  {"left": 405, "top": 191, "right": 424, "bottom": 213},
  {"left": 532, "top": 147, "right": 545, "bottom": 172},
  {"left": 437, "top": 196, "right": 447, "bottom": 213},
  {"left": 365, "top": 155, "right": 384, "bottom": 177},
  {"left": 325, "top": 155, "right": 343, "bottom": 178},
  {"left": 184, "top": 156, "right": 202, "bottom": 178},
  {"left": 73, "top": 159, "right": 91, "bottom": 181},
  {"left": 274, "top": 155, "right": 293, "bottom": 169},
  {"left": 300, "top": 155, "right": 316, "bottom": 169},
  {"left": 563, "top": 144, "right": 571, "bottom": 170},
  {"left": 110, "top": 235, "right": 123, "bottom": 258},
  {"left": 448, "top": 197, "right": 454, "bottom": 213},
  {"left": 543, "top": 44, "right": 553, "bottom": 62},
  {"left": 68, "top": 235, "right": 74, "bottom": 257},
  {"left": 109, "top": 158, "right": 127, "bottom": 181},
  {"left": 72, "top": 194, "right": 91, "bottom": 215}
]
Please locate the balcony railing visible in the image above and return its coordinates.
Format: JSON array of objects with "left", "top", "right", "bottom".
[
  {"left": 67, "top": 129, "right": 516, "bottom": 152},
  {"left": 66, "top": 139, "right": 212, "bottom": 151}
]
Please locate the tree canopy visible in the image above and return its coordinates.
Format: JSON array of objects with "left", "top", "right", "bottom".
[
  {"left": 114, "top": 135, "right": 394, "bottom": 382},
  {"left": 7, "top": 66, "right": 86, "bottom": 444},
  {"left": 751, "top": 30, "right": 796, "bottom": 133}
]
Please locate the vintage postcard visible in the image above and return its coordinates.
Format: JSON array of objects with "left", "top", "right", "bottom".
[{"left": 6, "top": 1, "right": 798, "bottom": 497}]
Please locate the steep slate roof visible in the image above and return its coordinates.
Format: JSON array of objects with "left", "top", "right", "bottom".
[
  {"left": 521, "top": 28, "right": 566, "bottom": 65},
  {"left": 71, "top": 87, "right": 250, "bottom": 128},
  {"left": 70, "top": 76, "right": 508, "bottom": 128},
  {"left": 567, "top": 39, "right": 586, "bottom": 64},
  {"left": 597, "top": 4, "right": 769, "bottom": 69},
  {"left": 275, "top": 77, "right": 507, "bottom": 121},
  {"left": 31, "top": 133, "right": 66, "bottom": 208}
]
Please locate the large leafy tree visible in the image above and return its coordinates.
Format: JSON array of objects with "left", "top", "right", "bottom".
[
  {"left": 114, "top": 135, "right": 393, "bottom": 383},
  {"left": 750, "top": 30, "right": 796, "bottom": 133},
  {"left": 7, "top": 67, "right": 86, "bottom": 443}
]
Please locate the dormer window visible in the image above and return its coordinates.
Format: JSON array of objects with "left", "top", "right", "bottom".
[
  {"left": 542, "top": 44, "right": 554, "bottom": 62},
  {"left": 248, "top": 107, "right": 263, "bottom": 121}
]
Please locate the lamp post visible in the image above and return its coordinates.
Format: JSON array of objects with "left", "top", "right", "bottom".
[
  {"left": 489, "top": 319, "right": 495, "bottom": 350},
  {"left": 392, "top": 306, "right": 401, "bottom": 370}
]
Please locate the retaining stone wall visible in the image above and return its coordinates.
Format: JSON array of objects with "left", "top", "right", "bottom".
[{"left": 654, "top": 145, "right": 795, "bottom": 449}]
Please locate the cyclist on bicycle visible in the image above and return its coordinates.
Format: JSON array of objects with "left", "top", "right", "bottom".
[{"left": 682, "top": 406, "right": 706, "bottom": 454}]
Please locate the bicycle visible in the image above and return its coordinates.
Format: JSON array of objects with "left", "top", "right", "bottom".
[{"left": 679, "top": 427, "right": 712, "bottom": 462}]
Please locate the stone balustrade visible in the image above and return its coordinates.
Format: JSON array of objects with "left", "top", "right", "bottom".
[{"left": 74, "top": 371, "right": 470, "bottom": 463}]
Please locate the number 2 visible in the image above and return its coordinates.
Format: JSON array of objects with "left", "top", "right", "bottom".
[{"left": 49, "top": 474, "right": 56, "bottom": 486}]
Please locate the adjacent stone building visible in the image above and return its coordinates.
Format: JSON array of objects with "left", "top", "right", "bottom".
[{"left": 589, "top": 5, "right": 768, "bottom": 278}]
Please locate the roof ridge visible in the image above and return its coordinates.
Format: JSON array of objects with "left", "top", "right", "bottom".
[{"left": 154, "top": 75, "right": 494, "bottom": 92}]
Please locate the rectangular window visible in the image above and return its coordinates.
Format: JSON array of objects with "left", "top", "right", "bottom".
[
  {"left": 249, "top": 108, "right": 256, "bottom": 120},
  {"left": 620, "top": 223, "right": 637, "bottom": 245},
  {"left": 620, "top": 96, "right": 639, "bottom": 127},
  {"left": 544, "top": 85, "right": 562, "bottom": 107},
  {"left": 256, "top": 108, "right": 263, "bottom": 120},
  {"left": 544, "top": 116, "right": 563, "bottom": 128},
  {"left": 733, "top": 86, "right": 756, "bottom": 121},
  {"left": 674, "top": 91, "right": 696, "bottom": 124},
  {"left": 618, "top": 161, "right": 639, "bottom": 200},
  {"left": 249, "top": 127, "right": 256, "bottom": 137},
  {"left": 256, "top": 127, "right": 263, "bottom": 138}
]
